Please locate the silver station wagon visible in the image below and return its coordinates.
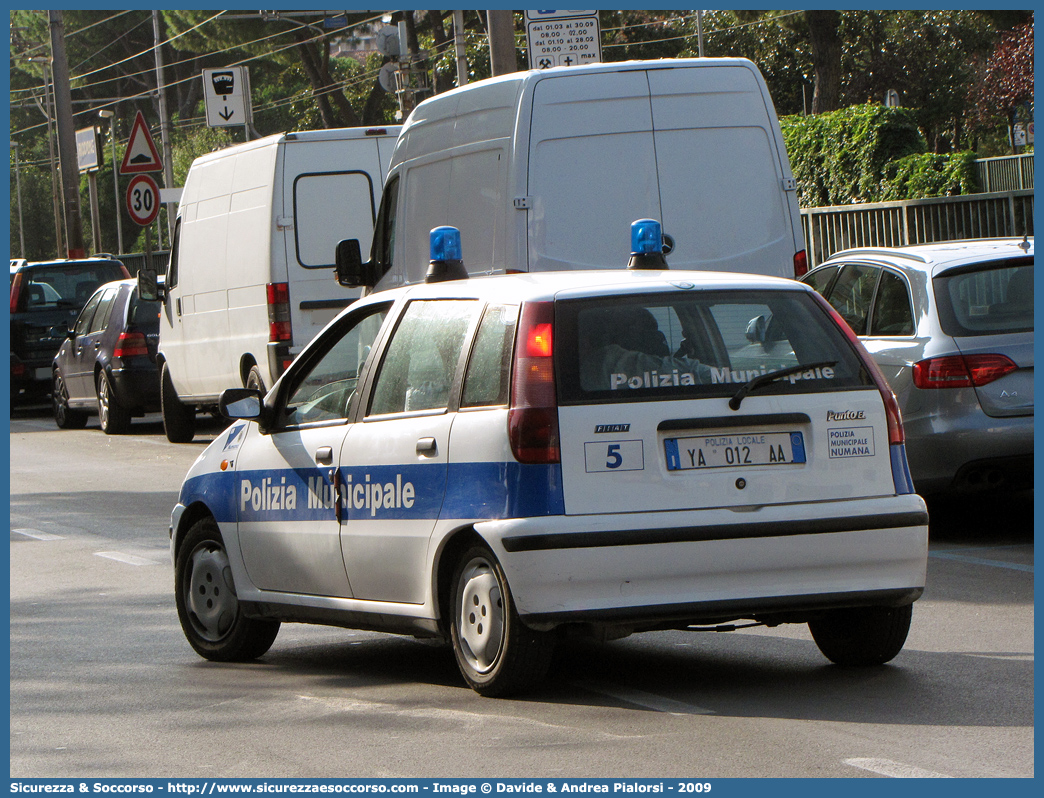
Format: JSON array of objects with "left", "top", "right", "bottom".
[{"left": 804, "top": 238, "right": 1033, "bottom": 496}]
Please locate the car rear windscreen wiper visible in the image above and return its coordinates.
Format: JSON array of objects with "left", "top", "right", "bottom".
[{"left": 729, "top": 361, "right": 837, "bottom": 410}]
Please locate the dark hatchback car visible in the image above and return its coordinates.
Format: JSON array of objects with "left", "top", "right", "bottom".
[
  {"left": 52, "top": 278, "right": 162, "bottom": 434},
  {"left": 10, "top": 256, "right": 130, "bottom": 404}
]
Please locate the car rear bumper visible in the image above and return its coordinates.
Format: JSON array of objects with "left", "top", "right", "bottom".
[
  {"left": 475, "top": 494, "right": 928, "bottom": 628},
  {"left": 904, "top": 411, "right": 1033, "bottom": 493},
  {"left": 110, "top": 364, "right": 161, "bottom": 410}
]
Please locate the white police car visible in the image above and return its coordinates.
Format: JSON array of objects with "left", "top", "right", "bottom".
[{"left": 172, "top": 222, "right": 928, "bottom": 696}]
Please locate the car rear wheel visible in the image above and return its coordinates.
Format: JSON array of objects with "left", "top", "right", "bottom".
[
  {"left": 97, "top": 371, "right": 131, "bottom": 434},
  {"left": 808, "top": 604, "right": 913, "bottom": 666},
  {"left": 174, "top": 517, "right": 280, "bottom": 661},
  {"left": 52, "top": 370, "right": 88, "bottom": 430},
  {"left": 161, "top": 363, "right": 196, "bottom": 443},
  {"left": 449, "top": 544, "right": 555, "bottom": 696}
]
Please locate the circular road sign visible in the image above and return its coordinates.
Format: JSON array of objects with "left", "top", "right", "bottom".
[{"left": 126, "top": 174, "right": 160, "bottom": 226}]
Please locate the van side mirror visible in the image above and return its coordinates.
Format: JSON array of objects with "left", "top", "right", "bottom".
[
  {"left": 138, "top": 268, "right": 164, "bottom": 302},
  {"left": 335, "top": 239, "right": 375, "bottom": 288}
]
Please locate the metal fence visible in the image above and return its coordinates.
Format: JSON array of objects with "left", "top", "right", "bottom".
[
  {"left": 801, "top": 190, "right": 1034, "bottom": 267},
  {"left": 112, "top": 250, "right": 169, "bottom": 276},
  {"left": 974, "top": 153, "right": 1034, "bottom": 192}
]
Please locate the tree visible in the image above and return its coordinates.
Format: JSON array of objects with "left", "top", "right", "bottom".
[{"left": 971, "top": 15, "right": 1034, "bottom": 153}]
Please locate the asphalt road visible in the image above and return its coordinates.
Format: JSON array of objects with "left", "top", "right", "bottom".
[{"left": 8, "top": 407, "right": 1034, "bottom": 779}]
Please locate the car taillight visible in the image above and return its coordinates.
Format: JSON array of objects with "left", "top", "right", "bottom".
[
  {"left": 793, "top": 249, "right": 808, "bottom": 278},
  {"left": 113, "top": 331, "right": 149, "bottom": 358},
  {"left": 912, "top": 354, "right": 1017, "bottom": 389},
  {"left": 811, "top": 292, "right": 904, "bottom": 446},
  {"left": 267, "top": 282, "right": 292, "bottom": 343},
  {"left": 509, "top": 301, "right": 560, "bottom": 464}
]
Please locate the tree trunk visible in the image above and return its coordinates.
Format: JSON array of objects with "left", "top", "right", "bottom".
[
  {"left": 806, "top": 10, "right": 842, "bottom": 114},
  {"left": 293, "top": 30, "right": 361, "bottom": 128}
]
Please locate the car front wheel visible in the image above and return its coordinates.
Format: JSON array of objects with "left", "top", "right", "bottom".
[
  {"left": 449, "top": 544, "right": 554, "bottom": 696},
  {"left": 52, "top": 370, "right": 88, "bottom": 430},
  {"left": 808, "top": 604, "right": 913, "bottom": 666},
  {"left": 174, "top": 517, "right": 280, "bottom": 661}
]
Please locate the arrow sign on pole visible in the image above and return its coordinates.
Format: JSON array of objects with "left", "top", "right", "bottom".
[{"left": 119, "top": 111, "right": 163, "bottom": 174}]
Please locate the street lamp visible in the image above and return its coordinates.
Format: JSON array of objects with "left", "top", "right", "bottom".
[
  {"left": 10, "top": 142, "right": 26, "bottom": 258},
  {"left": 97, "top": 108, "right": 123, "bottom": 254}
]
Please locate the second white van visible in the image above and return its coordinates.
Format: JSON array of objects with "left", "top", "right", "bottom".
[{"left": 141, "top": 126, "right": 398, "bottom": 441}]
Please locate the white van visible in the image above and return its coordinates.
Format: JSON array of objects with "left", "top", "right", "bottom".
[
  {"left": 142, "top": 126, "right": 399, "bottom": 442},
  {"left": 336, "top": 58, "right": 806, "bottom": 291}
]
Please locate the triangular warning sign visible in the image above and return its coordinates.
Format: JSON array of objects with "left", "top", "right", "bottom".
[{"left": 119, "top": 111, "right": 163, "bottom": 175}]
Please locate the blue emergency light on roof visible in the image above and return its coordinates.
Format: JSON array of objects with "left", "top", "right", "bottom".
[
  {"left": 426, "top": 226, "right": 469, "bottom": 283},
  {"left": 627, "top": 219, "right": 669, "bottom": 270}
]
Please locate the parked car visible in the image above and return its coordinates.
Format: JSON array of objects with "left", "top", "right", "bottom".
[
  {"left": 802, "top": 238, "right": 1033, "bottom": 496},
  {"left": 51, "top": 278, "right": 161, "bottom": 434},
  {"left": 168, "top": 222, "right": 927, "bottom": 696},
  {"left": 10, "top": 256, "right": 130, "bottom": 404}
]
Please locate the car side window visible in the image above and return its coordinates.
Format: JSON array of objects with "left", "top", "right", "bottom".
[
  {"left": 89, "top": 287, "right": 119, "bottom": 334},
  {"left": 73, "top": 291, "right": 104, "bottom": 337},
  {"left": 461, "top": 303, "right": 519, "bottom": 408},
  {"left": 372, "top": 175, "right": 399, "bottom": 282},
  {"left": 824, "top": 264, "right": 880, "bottom": 335},
  {"left": 870, "top": 270, "right": 915, "bottom": 336},
  {"left": 804, "top": 265, "right": 839, "bottom": 296},
  {"left": 167, "top": 217, "right": 181, "bottom": 290},
  {"left": 282, "top": 303, "right": 391, "bottom": 427},
  {"left": 369, "top": 299, "right": 477, "bottom": 416}
]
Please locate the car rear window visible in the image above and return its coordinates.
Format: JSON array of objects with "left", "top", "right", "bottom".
[
  {"left": 934, "top": 258, "right": 1033, "bottom": 336},
  {"left": 17, "top": 262, "right": 126, "bottom": 312},
  {"left": 556, "top": 289, "right": 873, "bottom": 404}
]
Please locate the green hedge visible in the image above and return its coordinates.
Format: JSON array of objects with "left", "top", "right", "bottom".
[{"left": 780, "top": 104, "right": 979, "bottom": 207}]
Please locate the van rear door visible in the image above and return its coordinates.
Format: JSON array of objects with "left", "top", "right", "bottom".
[
  {"left": 279, "top": 134, "right": 395, "bottom": 350},
  {"left": 648, "top": 65, "right": 799, "bottom": 277}
]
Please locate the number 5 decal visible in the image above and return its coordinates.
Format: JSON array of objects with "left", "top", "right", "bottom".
[{"left": 584, "top": 440, "right": 644, "bottom": 473}]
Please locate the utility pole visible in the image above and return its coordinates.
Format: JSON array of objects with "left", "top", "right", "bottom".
[
  {"left": 26, "top": 56, "right": 63, "bottom": 256},
  {"left": 10, "top": 142, "right": 26, "bottom": 258},
  {"left": 98, "top": 109, "right": 124, "bottom": 253},
  {"left": 453, "top": 10, "right": 469, "bottom": 87},
  {"left": 153, "top": 10, "right": 176, "bottom": 246},
  {"left": 48, "top": 10, "right": 86, "bottom": 259},
  {"left": 487, "top": 10, "right": 516, "bottom": 76}
]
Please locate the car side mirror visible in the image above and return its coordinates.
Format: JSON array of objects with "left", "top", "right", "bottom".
[
  {"left": 138, "top": 268, "right": 164, "bottom": 302},
  {"left": 219, "top": 388, "right": 263, "bottom": 421},
  {"left": 335, "top": 239, "right": 375, "bottom": 288}
]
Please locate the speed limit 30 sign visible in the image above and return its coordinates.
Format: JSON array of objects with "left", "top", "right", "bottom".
[{"left": 126, "top": 174, "right": 160, "bottom": 226}]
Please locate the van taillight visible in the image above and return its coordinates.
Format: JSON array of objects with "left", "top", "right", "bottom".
[
  {"left": 266, "top": 282, "right": 292, "bottom": 343},
  {"left": 793, "top": 250, "right": 808, "bottom": 278},
  {"left": 113, "top": 331, "right": 148, "bottom": 358},
  {"left": 913, "top": 354, "right": 1017, "bottom": 389},
  {"left": 509, "top": 301, "right": 560, "bottom": 464},
  {"left": 812, "top": 292, "right": 904, "bottom": 446}
]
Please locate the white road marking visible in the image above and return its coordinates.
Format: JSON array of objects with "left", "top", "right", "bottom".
[
  {"left": 95, "top": 551, "right": 161, "bottom": 566},
  {"left": 844, "top": 757, "right": 953, "bottom": 778},
  {"left": 575, "top": 681, "right": 714, "bottom": 715},
  {"left": 12, "top": 528, "right": 64, "bottom": 541},
  {"left": 929, "top": 550, "right": 1032, "bottom": 573}
]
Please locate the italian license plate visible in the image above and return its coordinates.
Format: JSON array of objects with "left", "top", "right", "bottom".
[{"left": 664, "top": 431, "right": 805, "bottom": 471}]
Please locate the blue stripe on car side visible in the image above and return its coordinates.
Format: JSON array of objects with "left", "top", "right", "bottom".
[{"left": 179, "top": 461, "right": 565, "bottom": 523}]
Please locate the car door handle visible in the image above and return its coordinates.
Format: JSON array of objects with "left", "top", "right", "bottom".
[
  {"left": 315, "top": 446, "right": 333, "bottom": 465},
  {"left": 416, "top": 437, "right": 437, "bottom": 456}
]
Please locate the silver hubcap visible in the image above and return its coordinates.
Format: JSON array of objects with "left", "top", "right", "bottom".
[
  {"left": 186, "top": 544, "right": 239, "bottom": 642},
  {"left": 98, "top": 377, "right": 110, "bottom": 426},
  {"left": 457, "top": 558, "right": 505, "bottom": 673},
  {"left": 54, "top": 376, "right": 67, "bottom": 420}
]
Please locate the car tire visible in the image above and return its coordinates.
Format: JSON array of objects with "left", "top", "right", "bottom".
[
  {"left": 245, "top": 365, "right": 266, "bottom": 395},
  {"left": 97, "top": 371, "right": 132, "bottom": 434},
  {"left": 174, "top": 516, "right": 280, "bottom": 662},
  {"left": 161, "top": 363, "right": 196, "bottom": 443},
  {"left": 449, "top": 544, "right": 555, "bottom": 696},
  {"left": 52, "top": 370, "right": 88, "bottom": 430},
  {"left": 808, "top": 603, "right": 913, "bottom": 666}
]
